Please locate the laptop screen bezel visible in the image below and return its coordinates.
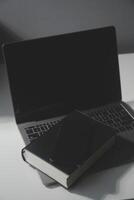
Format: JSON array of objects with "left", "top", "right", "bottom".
[{"left": 3, "top": 26, "right": 122, "bottom": 123}]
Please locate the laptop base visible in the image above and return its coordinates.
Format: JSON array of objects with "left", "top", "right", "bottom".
[{"left": 18, "top": 101, "right": 134, "bottom": 186}]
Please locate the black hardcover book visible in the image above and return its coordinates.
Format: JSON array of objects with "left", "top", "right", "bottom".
[{"left": 22, "top": 110, "right": 116, "bottom": 188}]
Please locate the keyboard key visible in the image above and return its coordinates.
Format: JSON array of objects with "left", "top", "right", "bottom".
[
  {"left": 28, "top": 133, "right": 39, "bottom": 140},
  {"left": 25, "top": 129, "right": 33, "bottom": 134}
]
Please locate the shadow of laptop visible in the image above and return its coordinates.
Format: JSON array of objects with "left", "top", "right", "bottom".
[
  {"left": 0, "top": 21, "right": 23, "bottom": 119},
  {"left": 0, "top": 21, "right": 22, "bottom": 64}
]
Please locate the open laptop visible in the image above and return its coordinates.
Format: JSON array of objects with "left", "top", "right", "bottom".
[{"left": 3, "top": 26, "right": 134, "bottom": 186}]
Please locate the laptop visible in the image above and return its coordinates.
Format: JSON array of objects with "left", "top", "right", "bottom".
[{"left": 3, "top": 26, "right": 134, "bottom": 186}]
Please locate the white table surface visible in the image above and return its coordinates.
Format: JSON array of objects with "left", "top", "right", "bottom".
[{"left": 0, "top": 53, "right": 134, "bottom": 200}]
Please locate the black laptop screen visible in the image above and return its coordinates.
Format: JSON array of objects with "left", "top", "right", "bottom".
[{"left": 3, "top": 26, "right": 121, "bottom": 120}]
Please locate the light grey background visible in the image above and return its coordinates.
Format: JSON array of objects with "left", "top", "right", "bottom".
[{"left": 0, "top": 0, "right": 134, "bottom": 57}]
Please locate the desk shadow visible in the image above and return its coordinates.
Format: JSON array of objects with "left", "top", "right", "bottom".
[
  {"left": 69, "top": 135, "right": 134, "bottom": 200},
  {"left": 0, "top": 21, "right": 22, "bottom": 118}
]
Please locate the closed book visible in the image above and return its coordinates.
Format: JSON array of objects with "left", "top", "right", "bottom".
[{"left": 22, "top": 110, "right": 116, "bottom": 188}]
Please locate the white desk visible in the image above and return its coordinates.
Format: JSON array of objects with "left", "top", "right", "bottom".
[{"left": 0, "top": 53, "right": 134, "bottom": 200}]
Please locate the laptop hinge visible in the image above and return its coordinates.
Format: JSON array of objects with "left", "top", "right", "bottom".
[{"left": 16, "top": 101, "right": 122, "bottom": 124}]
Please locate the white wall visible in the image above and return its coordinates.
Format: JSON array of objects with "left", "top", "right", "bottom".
[{"left": 0, "top": 0, "right": 134, "bottom": 53}]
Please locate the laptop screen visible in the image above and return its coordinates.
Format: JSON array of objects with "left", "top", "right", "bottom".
[{"left": 3, "top": 26, "right": 121, "bottom": 120}]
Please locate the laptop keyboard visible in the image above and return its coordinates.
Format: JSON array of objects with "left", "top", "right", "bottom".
[
  {"left": 25, "top": 119, "right": 61, "bottom": 142},
  {"left": 86, "top": 104, "right": 134, "bottom": 133},
  {"left": 25, "top": 103, "right": 134, "bottom": 142}
]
